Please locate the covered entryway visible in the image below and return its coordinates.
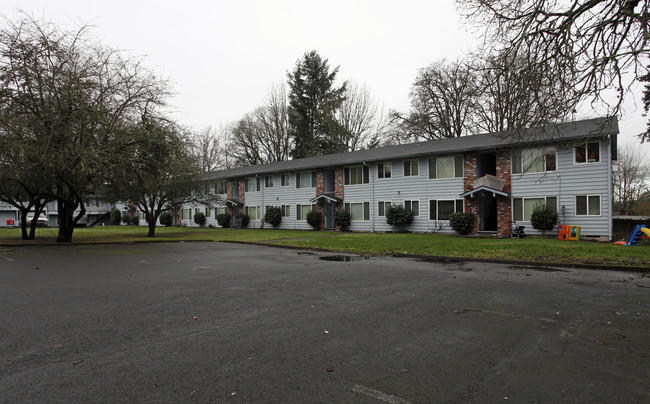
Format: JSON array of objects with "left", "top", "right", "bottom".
[
  {"left": 310, "top": 194, "right": 341, "bottom": 230},
  {"left": 460, "top": 175, "right": 509, "bottom": 233}
]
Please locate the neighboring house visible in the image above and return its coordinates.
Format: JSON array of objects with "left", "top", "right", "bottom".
[
  {"left": 194, "top": 117, "right": 617, "bottom": 239},
  {"left": 0, "top": 199, "right": 114, "bottom": 228}
]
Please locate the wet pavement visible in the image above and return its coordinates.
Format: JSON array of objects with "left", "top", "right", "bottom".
[{"left": 1, "top": 243, "right": 648, "bottom": 403}]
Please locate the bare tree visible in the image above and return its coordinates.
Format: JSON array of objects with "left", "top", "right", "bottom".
[
  {"left": 613, "top": 142, "right": 650, "bottom": 213},
  {"left": 472, "top": 49, "right": 576, "bottom": 135},
  {"left": 335, "top": 81, "right": 387, "bottom": 150},
  {"left": 191, "top": 125, "right": 223, "bottom": 172},
  {"left": 229, "top": 83, "right": 292, "bottom": 167},
  {"left": 458, "top": 0, "right": 650, "bottom": 137},
  {"left": 0, "top": 14, "right": 169, "bottom": 242},
  {"left": 391, "top": 59, "right": 478, "bottom": 142}
]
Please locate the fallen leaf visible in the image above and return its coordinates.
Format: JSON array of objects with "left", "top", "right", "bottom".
[{"left": 193, "top": 316, "right": 198, "bottom": 320}]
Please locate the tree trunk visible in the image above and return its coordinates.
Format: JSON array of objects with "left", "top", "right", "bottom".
[
  {"left": 147, "top": 220, "right": 156, "bottom": 237},
  {"left": 57, "top": 200, "right": 76, "bottom": 243},
  {"left": 20, "top": 210, "right": 29, "bottom": 240}
]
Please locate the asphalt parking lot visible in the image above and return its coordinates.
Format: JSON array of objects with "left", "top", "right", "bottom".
[{"left": 1, "top": 242, "right": 649, "bottom": 403}]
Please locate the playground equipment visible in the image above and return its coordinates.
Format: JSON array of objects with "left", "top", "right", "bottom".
[
  {"left": 615, "top": 224, "right": 650, "bottom": 246},
  {"left": 558, "top": 225, "right": 580, "bottom": 241}
]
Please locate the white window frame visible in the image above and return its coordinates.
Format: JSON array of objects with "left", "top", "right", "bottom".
[
  {"left": 574, "top": 141, "right": 601, "bottom": 164},
  {"left": 265, "top": 175, "right": 274, "bottom": 188},
  {"left": 281, "top": 205, "right": 290, "bottom": 217},
  {"left": 511, "top": 148, "right": 557, "bottom": 174},
  {"left": 182, "top": 208, "right": 191, "bottom": 221},
  {"left": 428, "top": 155, "right": 464, "bottom": 179},
  {"left": 377, "top": 162, "right": 392, "bottom": 179},
  {"left": 345, "top": 165, "right": 369, "bottom": 185},
  {"left": 296, "top": 172, "right": 315, "bottom": 189},
  {"left": 403, "top": 160, "right": 419, "bottom": 177},
  {"left": 512, "top": 196, "right": 558, "bottom": 222},
  {"left": 378, "top": 201, "right": 392, "bottom": 217},
  {"left": 216, "top": 207, "right": 226, "bottom": 216},
  {"left": 246, "top": 205, "right": 261, "bottom": 220},
  {"left": 344, "top": 202, "right": 370, "bottom": 221},
  {"left": 404, "top": 200, "right": 420, "bottom": 216},
  {"left": 281, "top": 174, "right": 290, "bottom": 186},
  {"left": 575, "top": 194, "right": 601, "bottom": 216},
  {"left": 429, "top": 199, "right": 464, "bottom": 221},
  {"left": 296, "top": 204, "right": 316, "bottom": 220}
]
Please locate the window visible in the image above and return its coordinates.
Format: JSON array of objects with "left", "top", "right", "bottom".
[
  {"left": 138, "top": 211, "right": 145, "bottom": 220},
  {"left": 512, "top": 148, "right": 556, "bottom": 174},
  {"left": 205, "top": 207, "right": 212, "bottom": 218},
  {"left": 428, "top": 156, "right": 463, "bottom": 179},
  {"left": 344, "top": 166, "right": 369, "bottom": 185},
  {"left": 281, "top": 174, "right": 290, "bottom": 186},
  {"left": 215, "top": 181, "right": 227, "bottom": 194},
  {"left": 296, "top": 171, "right": 316, "bottom": 188},
  {"left": 281, "top": 205, "right": 290, "bottom": 217},
  {"left": 378, "top": 201, "right": 392, "bottom": 216},
  {"left": 246, "top": 206, "right": 260, "bottom": 220},
  {"left": 404, "top": 200, "right": 419, "bottom": 216},
  {"left": 575, "top": 141, "right": 600, "bottom": 164},
  {"left": 378, "top": 162, "right": 392, "bottom": 179},
  {"left": 216, "top": 207, "right": 226, "bottom": 216},
  {"left": 345, "top": 202, "right": 370, "bottom": 221},
  {"left": 575, "top": 195, "right": 601, "bottom": 216},
  {"left": 403, "top": 160, "right": 419, "bottom": 177},
  {"left": 182, "top": 208, "right": 191, "bottom": 220},
  {"left": 296, "top": 204, "right": 316, "bottom": 220},
  {"left": 265, "top": 175, "right": 274, "bottom": 188},
  {"left": 512, "top": 197, "right": 558, "bottom": 221},
  {"left": 429, "top": 199, "right": 464, "bottom": 221},
  {"left": 245, "top": 177, "right": 260, "bottom": 192}
]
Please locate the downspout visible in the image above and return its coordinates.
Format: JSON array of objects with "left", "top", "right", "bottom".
[
  {"left": 607, "top": 135, "right": 613, "bottom": 240},
  {"left": 258, "top": 175, "right": 264, "bottom": 229},
  {"left": 365, "top": 162, "right": 375, "bottom": 233}
]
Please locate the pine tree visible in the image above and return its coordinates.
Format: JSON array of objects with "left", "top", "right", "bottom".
[{"left": 287, "top": 50, "right": 347, "bottom": 158}]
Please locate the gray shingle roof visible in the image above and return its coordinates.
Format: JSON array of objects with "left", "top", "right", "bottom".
[{"left": 208, "top": 117, "right": 618, "bottom": 180}]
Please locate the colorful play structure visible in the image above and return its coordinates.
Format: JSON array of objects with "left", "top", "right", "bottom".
[
  {"left": 614, "top": 224, "right": 650, "bottom": 246},
  {"left": 558, "top": 225, "right": 581, "bottom": 241}
]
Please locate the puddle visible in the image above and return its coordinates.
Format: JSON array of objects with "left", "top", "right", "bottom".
[
  {"left": 295, "top": 251, "right": 316, "bottom": 256},
  {"left": 319, "top": 255, "right": 369, "bottom": 262},
  {"left": 509, "top": 265, "right": 568, "bottom": 272}
]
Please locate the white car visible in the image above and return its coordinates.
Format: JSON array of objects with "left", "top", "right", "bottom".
[{"left": 26, "top": 212, "right": 49, "bottom": 227}]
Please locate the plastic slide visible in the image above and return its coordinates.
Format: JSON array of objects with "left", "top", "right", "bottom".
[{"left": 616, "top": 224, "right": 650, "bottom": 245}]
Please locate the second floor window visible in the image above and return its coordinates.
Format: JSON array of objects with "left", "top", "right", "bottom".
[
  {"left": 403, "top": 160, "right": 419, "bottom": 177},
  {"left": 344, "top": 166, "right": 369, "bottom": 185},
  {"left": 378, "top": 162, "right": 392, "bottom": 179},
  {"left": 512, "top": 148, "right": 556, "bottom": 174},
  {"left": 575, "top": 141, "right": 600, "bottom": 164}
]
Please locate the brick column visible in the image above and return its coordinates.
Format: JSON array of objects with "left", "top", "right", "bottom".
[
  {"left": 463, "top": 152, "right": 478, "bottom": 233},
  {"left": 238, "top": 179, "right": 245, "bottom": 205},
  {"left": 334, "top": 167, "right": 344, "bottom": 209},
  {"left": 496, "top": 148, "right": 512, "bottom": 237}
]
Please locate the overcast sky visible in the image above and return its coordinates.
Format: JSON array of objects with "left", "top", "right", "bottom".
[{"left": 5, "top": 0, "right": 649, "bottom": 153}]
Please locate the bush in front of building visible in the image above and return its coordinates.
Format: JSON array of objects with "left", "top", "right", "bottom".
[
  {"left": 110, "top": 208, "right": 122, "bottom": 225},
  {"left": 530, "top": 204, "right": 558, "bottom": 236},
  {"left": 385, "top": 205, "right": 414, "bottom": 232},
  {"left": 306, "top": 211, "right": 322, "bottom": 230},
  {"left": 237, "top": 213, "right": 250, "bottom": 228},
  {"left": 216, "top": 213, "right": 231, "bottom": 228},
  {"left": 121, "top": 212, "right": 130, "bottom": 225},
  {"left": 159, "top": 211, "right": 172, "bottom": 226},
  {"left": 130, "top": 215, "right": 140, "bottom": 225},
  {"left": 194, "top": 211, "right": 206, "bottom": 227},
  {"left": 449, "top": 212, "right": 475, "bottom": 235},
  {"left": 264, "top": 206, "right": 282, "bottom": 229},
  {"left": 334, "top": 209, "right": 351, "bottom": 232}
]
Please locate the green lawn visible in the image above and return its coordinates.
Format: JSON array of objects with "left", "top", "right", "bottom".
[{"left": 1, "top": 226, "right": 648, "bottom": 269}]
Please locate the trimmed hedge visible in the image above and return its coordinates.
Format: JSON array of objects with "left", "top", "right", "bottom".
[{"left": 449, "top": 212, "right": 475, "bottom": 235}]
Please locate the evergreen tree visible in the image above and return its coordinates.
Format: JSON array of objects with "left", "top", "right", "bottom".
[{"left": 287, "top": 50, "right": 347, "bottom": 158}]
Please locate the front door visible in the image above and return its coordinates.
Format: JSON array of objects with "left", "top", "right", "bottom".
[
  {"left": 477, "top": 191, "right": 497, "bottom": 232},
  {"left": 325, "top": 202, "right": 335, "bottom": 229}
]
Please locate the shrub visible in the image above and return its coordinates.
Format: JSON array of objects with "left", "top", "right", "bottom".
[
  {"left": 385, "top": 205, "right": 414, "bottom": 232},
  {"left": 530, "top": 204, "right": 559, "bottom": 235},
  {"left": 159, "top": 211, "right": 172, "bottom": 227},
  {"left": 306, "top": 210, "right": 322, "bottom": 230},
  {"left": 194, "top": 211, "right": 206, "bottom": 227},
  {"left": 264, "top": 206, "right": 282, "bottom": 229},
  {"left": 110, "top": 208, "right": 122, "bottom": 225},
  {"left": 237, "top": 213, "right": 250, "bottom": 228},
  {"left": 121, "top": 212, "right": 130, "bottom": 225},
  {"left": 130, "top": 215, "right": 140, "bottom": 225},
  {"left": 216, "top": 213, "right": 231, "bottom": 228},
  {"left": 449, "top": 212, "right": 475, "bottom": 235},
  {"left": 334, "top": 209, "right": 351, "bottom": 232}
]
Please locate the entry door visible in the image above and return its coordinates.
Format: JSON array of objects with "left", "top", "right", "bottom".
[{"left": 325, "top": 203, "right": 335, "bottom": 229}]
